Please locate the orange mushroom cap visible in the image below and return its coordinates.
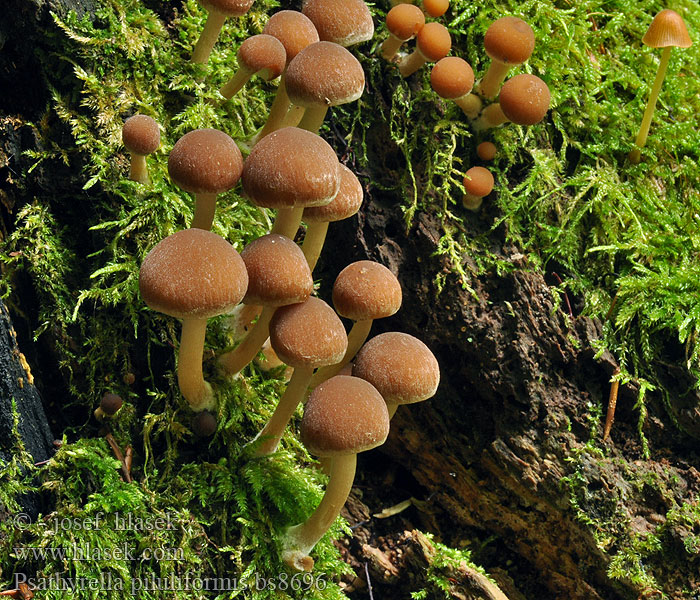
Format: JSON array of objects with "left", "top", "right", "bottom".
[
  {"left": 498, "top": 73, "right": 550, "bottom": 125},
  {"left": 430, "top": 57, "right": 474, "bottom": 99},
  {"left": 642, "top": 9, "right": 692, "bottom": 48},
  {"left": 416, "top": 21, "right": 451, "bottom": 61},
  {"left": 463, "top": 166, "right": 494, "bottom": 198},
  {"left": 484, "top": 16, "right": 535, "bottom": 64},
  {"left": 386, "top": 3, "right": 425, "bottom": 41}
]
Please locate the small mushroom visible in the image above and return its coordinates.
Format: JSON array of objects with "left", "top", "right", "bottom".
[
  {"left": 462, "top": 166, "right": 494, "bottom": 211},
  {"left": 281, "top": 375, "right": 389, "bottom": 571},
  {"left": 191, "top": 0, "right": 255, "bottom": 64},
  {"left": 219, "top": 34, "right": 287, "bottom": 100},
  {"left": 498, "top": 73, "right": 550, "bottom": 125},
  {"left": 398, "top": 21, "right": 451, "bottom": 78},
  {"left": 192, "top": 411, "right": 218, "bottom": 437},
  {"left": 301, "top": 0, "right": 374, "bottom": 47},
  {"left": 168, "top": 129, "right": 243, "bottom": 231},
  {"left": 422, "top": 0, "right": 449, "bottom": 18},
  {"left": 380, "top": 4, "right": 425, "bottom": 62},
  {"left": 122, "top": 115, "right": 160, "bottom": 185},
  {"left": 629, "top": 9, "right": 692, "bottom": 163},
  {"left": 94, "top": 393, "right": 123, "bottom": 421},
  {"left": 476, "top": 141, "right": 497, "bottom": 161},
  {"left": 477, "top": 16, "right": 535, "bottom": 99},
  {"left": 430, "top": 56, "right": 480, "bottom": 118}
]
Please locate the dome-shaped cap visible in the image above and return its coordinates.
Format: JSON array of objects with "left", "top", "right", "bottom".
[
  {"left": 498, "top": 73, "right": 550, "bottom": 125},
  {"left": 139, "top": 228, "right": 248, "bottom": 320},
  {"left": 302, "top": 0, "right": 374, "bottom": 47},
  {"left": 430, "top": 57, "right": 474, "bottom": 99},
  {"left": 642, "top": 9, "right": 692, "bottom": 48},
  {"left": 385, "top": 4, "right": 425, "bottom": 41},
  {"left": 484, "top": 16, "right": 535, "bottom": 64},
  {"left": 332, "top": 260, "right": 402, "bottom": 321},
  {"left": 270, "top": 296, "right": 348, "bottom": 369},
  {"left": 237, "top": 34, "right": 287, "bottom": 79},
  {"left": 168, "top": 129, "right": 243, "bottom": 195},
  {"left": 285, "top": 41, "right": 365, "bottom": 109},
  {"left": 122, "top": 115, "right": 160, "bottom": 156},
  {"left": 416, "top": 22, "right": 451, "bottom": 61},
  {"left": 353, "top": 332, "right": 440, "bottom": 405},
  {"left": 241, "top": 233, "right": 313, "bottom": 306},
  {"left": 100, "top": 393, "right": 123, "bottom": 416},
  {"left": 242, "top": 127, "right": 340, "bottom": 209},
  {"left": 423, "top": 0, "right": 449, "bottom": 18},
  {"left": 200, "top": 0, "right": 254, "bottom": 17},
  {"left": 263, "top": 10, "right": 320, "bottom": 64},
  {"left": 463, "top": 166, "right": 494, "bottom": 197},
  {"left": 301, "top": 375, "right": 389, "bottom": 457},
  {"left": 304, "top": 164, "right": 363, "bottom": 223},
  {"left": 476, "top": 141, "right": 497, "bottom": 161}
]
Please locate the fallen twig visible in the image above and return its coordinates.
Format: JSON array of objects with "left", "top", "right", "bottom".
[{"left": 602, "top": 367, "right": 621, "bottom": 441}]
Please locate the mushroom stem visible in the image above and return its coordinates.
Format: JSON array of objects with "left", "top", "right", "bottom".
[
  {"left": 218, "top": 305, "right": 276, "bottom": 376},
  {"left": 254, "top": 364, "right": 314, "bottom": 456},
  {"left": 454, "top": 93, "right": 482, "bottom": 119},
  {"left": 398, "top": 49, "right": 428, "bottom": 77},
  {"left": 301, "top": 221, "right": 330, "bottom": 271},
  {"left": 630, "top": 46, "right": 671, "bottom": 163},
  {"left": 387, "top": 402, "right": 398, "bottom": 419},
  {"left": 191, "top": 10, "right": 227, "bottom": 64},
  {"left": 191, "top": 192, "right": 217, "bottom": 230},
  {"left": 282, "top": 104, "right": 306, "bottom": 128},
  {"left": 380, "top": 34, "right": 406, "bottom": 61},
  {"left": 129, "top": 154, "right": 149, "bottom": 184},
  {"left": 282, "top": 453, "right": 357, "bottom": 571},
  {"left": 309, "top": 319, "right": 373, "bottom": 387},
  {"left": 271, "top": 205, "right": 304, "bottom": 239},
  {"left": 477, "top": 60, "right": 510, "bottom": 99},
  {"left": 257, "top": 76, "right": 292, "bottom": 141},
  {"left": 220, "top": 66, "right": 256, "bottom": 99},
  {"left": 178, "top": 318, "right": 215, "bottom": 412},
  {"left": 297, "top": 105, "right": 330, "bottom": 134},
  {"left": 474, "top": 103, "right": 509, "bottom": 131}
]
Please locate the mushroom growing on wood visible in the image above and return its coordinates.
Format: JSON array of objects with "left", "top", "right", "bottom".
[
  {"left": 219, "top": 34, "right": 287, "bottom": 100},
  {"left": 462, "top": 166, "right": 494, "bottom": 210},
  {"left": 122, "top": 114, "right": 160, "bottom": 184},
  {"left": 94, "top": 393, "right": 123, "bottom": 421},
  {"left": 629, "top": 9, "right": 692, "bottom": 163},
  {"left": 191, "top": 0, "right": 255, "bottom": 64}
]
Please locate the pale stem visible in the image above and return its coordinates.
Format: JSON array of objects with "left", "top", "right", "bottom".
[
  {"left": 282, "top": 453, "right": 357, "bottom": 571},
  {"left": 387, "top": 402, "right": 398, "bottom": 419},
  {"left": 462, "top": 193, "right": 484, "bottom": 211},
  {"left": 634, "top": 46, "right": 672, "bottom": 151},
  {"left": 380, "top": 34, "right": 407, "bottom": 62},
  {"left": 191, "top": 192, "right": 217, "bottom": 230},
  {"left": 297, "top": 105, "right": 330, "bottom": 134},
  {"left": 218, "top": 305, "right": 275, "bottom": 376},
  {"left": 220, "top": 66, "right": 255, "bottom": 99},
  {"left": 254, "top": 364, "right": 314, "bottom": 456},
  {"left": 301, "top": 221, "right": 330, "bottom": 272},
  {"left": 398, "top": 49, "right": 428, "bottom": 78},
  {"left": 271, "top": 205, "right": 304, "bottom": 239},
  {"left": 257, "top": 75, "right": 291, "bottom": 140},
  {"left": 191, "top": 10, "right": 227, "bottom": 64},
  {"left": 309, "top": 319, "right": 372, "bottom": 388},
  {"left": 477, "top": 59, "right": 511, "bottom": 99},
  {"left": 474, "top": 103, "right": 508, "bottom": 131},
  {"left": 178, "top": 318, "right": 215, "bottom": 412},
  {"left": 454, "top": 93, "right": 482, "bottom": 119},
  {"left": 129, "top": 153, "right": 149, "bottom": 184},
  {"left": 282, "top": 104, "right": 306, "bottom": 128}
]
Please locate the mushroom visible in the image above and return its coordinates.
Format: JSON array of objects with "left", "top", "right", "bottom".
[
  {"left": 302, "top": 164, "right": 364, "bottom": 271},
  {"left": 430, "top": 56, "right": 481, "bottom": 118},
  {"left": 219, "top": 34, "right": 287, "bottom": 100},
  {"left": 281, "top": 375, "right": 389, "bottom": 571},
  {"left": 398, "top": 21, "right": 452, "bottom": 78},
  {"left": 380, "top": 4, "right": 425, "bottom": 62},
  {"left": 253, "top": 297, "right": 348, "bottom": 456},
  {"left": 352, "top": 332, "right": 440, "bottom": 418},
  {"left": 498, "top": 73, "right": 550, "bottom": 125},
  {"left": 285, "top": 41, "right": 366, "bottom": 133},
  {"left": 241, "top": 126, "right": 341, "bottom": 239},
  {"left": 168, "top": 128, "right": 243, "bottom": 231},
  {"left": 310, "top": 260, "right": 402, "bottom": 387},
  {"left": 473, "top": 102, "right": 509, "bottom": 130},
  {"left": 192, "top": 411, "right": 218, "bottom": 437},
  {"left": 629, "top": 9, "right": 693, "bottom": 164},
  {"left": 301, "top": 0, "right": 374, "bottom": 47},
  {"left": 218, "top": 233, "right": 313, "bottom": 376},
  {"left": 257, "top": 10, "right": 320, "bottom": 139},
  {"left": 476, "top": 141, "right": 497, "bottom": 161},
  {"left": 462, "top": 166, "right": 494, "bottom": 210},
  {"left": 422, "top": 0, "right": 449, "bottom": 18},
  {"left": 94, "top": 393, "right": 123, "bottom": 421},
  {"left": 139, "top": 228, "right": 248, "bottom": 412},
  {"left": 122, "top": 115, "right": 160, "bottom": 185},
  {"left": 477, "top": 16, "right": 535, "bottom": 99},
  {"left": 191, "top": 0, "right": 255, "bottom": 64}
]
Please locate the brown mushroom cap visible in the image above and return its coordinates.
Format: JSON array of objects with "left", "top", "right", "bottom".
[
  {"left": 332, "top": 260, "right": 402, "bottom": 321},
  {"left": 168, "top": 129, "right": 243, "bottom": 195},
  {"left": 303, "top": 164, "right": 363, "bottom": 223},
  {"left": 386, "top": 3, "right": 425, "bottom": 41},
  {"left": 463, "top": 166, "right": 494, "bottom": 198},
  {"left": 352, "top": 332, "right": 440, "bottom": 405},
  {"left": 237, "top": 34, "right": 287, "bottom": 79},
  {"left": 301, "top": 375, "right": 390, "bottom": 457},
  {"left": 241, "top": 233, "right": 313, "bottom": 306},
  {"left": 269, "top": 296, "right": 348, "bottom": 369},
  {"left": 423, "top": 0, "right": 449, "bottom": 18},
  {"left": 642, "top": 9, "right": 692, "bottom": 48},
  {"left": 498, "top": 73, "right": 550, "bottom": 125},
  {"left": 100, "top": 393, "right": 123, "bottom": 416},
  {"left": 483, "top": 16, "right": 535, "bottom": 64},
  {"left": 476, "top": 141, "right": 497, "bottom": 161},
  {"left": 122, "top": 115, "right": 160, "bottom": 156},
  {"left": 200, "top": 0, "right": 254, "bottom": 17},
  {"left": 263, "top": 10, "right": 320, "bottom": 64},
  {"left": 416, "top": 22, "right": 451, "bottom": 61},
  {"left": 285, "top": 41, "right": 366, "bottom": 109},
  {"left": 139, "top": 228, "right": 248, "bottom": 320},
  {"left": 302, "top": 0, "right": 374, "bottom": 47},
  {"left": 430, "top": 56, "right": 474, "bottom": 99},
  {"left": 242, "top": 127, "right": 340, "bottom": 209}
]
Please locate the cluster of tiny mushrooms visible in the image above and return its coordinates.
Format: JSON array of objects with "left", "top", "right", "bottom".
[{"left": 111, "top": 0, "right": 692, "bottom": 574}]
